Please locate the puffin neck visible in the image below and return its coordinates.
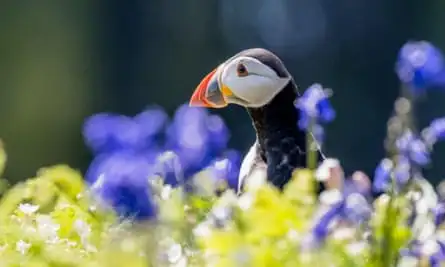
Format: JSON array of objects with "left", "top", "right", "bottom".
[{"left": 246, "top": 81, "right": 307, "bottom": 188}]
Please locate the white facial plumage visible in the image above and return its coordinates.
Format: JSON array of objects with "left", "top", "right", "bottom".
[{"left": 218, "top": 56, "right": 291, "bottom": 108}]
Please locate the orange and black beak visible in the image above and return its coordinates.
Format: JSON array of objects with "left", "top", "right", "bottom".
[{"left": 190, "top": 67, "right": 232, "bottom": 108}]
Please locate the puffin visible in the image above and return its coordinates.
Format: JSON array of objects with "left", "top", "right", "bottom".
[{"left": 189, "top": 48, "right": 324, "bottom": 193}]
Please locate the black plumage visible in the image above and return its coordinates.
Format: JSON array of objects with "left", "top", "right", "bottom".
[{"left": 235, "top": 49, "right": 323, "bottom": 191}]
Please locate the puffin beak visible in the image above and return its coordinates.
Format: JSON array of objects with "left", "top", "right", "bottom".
[{"left": 190, "top": 67, "right": 232, "bottom": 108}]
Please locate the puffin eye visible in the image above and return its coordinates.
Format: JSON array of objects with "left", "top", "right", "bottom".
[{"left": 236, "top": 63, "right": 248, "bottom": 77}]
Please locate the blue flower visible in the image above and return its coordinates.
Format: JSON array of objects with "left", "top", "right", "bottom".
[
  {"left": 207, "top": 149, "right": 241, "bottom": 190},
  {"left": 393, "top": 156, "right": 411, "bottom": 187},
  {"left": 372, "top": 158, "right": 394, "bottom": 192},
  {"left": 433, "top": 203, "right": 445, "bottom": 226},
  {"left": 423, "top": 117, "right": 445, "bottom": 146},
  {"left": 312, "top": 200, "right": 344, "bottom": 241},
  {"left": 372, "top": 156, "right": 412, "bottom": 193},
  {"left": 396, "top": 41, "right": 445, "bottom": 92},
  {"left": 430, "top": 241, "right": 445, "bottom": 267},
  {"left": 83, "top": 103, "right": 240, "bottom": 219},
  {"left": 206, "top": 114, "right": 230, "bottom": 153},
  {"left": 295, "top": 83, "right": 336, "bottom": 131},
  {"left": 401, "top": 240, "right": 445, "bottom": 267},
  {"left": 83, "top": 108, "right": 168, "bottom": 155},
  {"left": 83, "top": 114, "right": 145, "bottom": 154},
  {"left": 152, "top": 151, "right": 184, "bottom": 187},
  {"left": 343, "top": 192, "right": 372, "bottom": 224},
  {"left": 166, "top": 104, "right": 230, "bottom": 178},
  {"left": 133, "top": 106, "right": 169, "bottom": 148},
  {"left": 312, "top": 190, "right": 371, "bottom": 242},
  {"left": 88, "top": 152, "right": 157, "bottom": 220},
  {"left": 400, "top": 240, "right": 422, "bottom": 258},
  {"left": 343, "top": 171, "right": 371, "bottom": 198},
  {"left": 314, "top": 188, "right": 371, "bottom": 240},
  {"left": 396, "top": 130, "right": 430, "bottom": 166}
]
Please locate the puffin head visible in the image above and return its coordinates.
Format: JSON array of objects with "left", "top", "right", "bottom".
[{"left": 190, "top": 48, "right": 292, "bottom": 109}]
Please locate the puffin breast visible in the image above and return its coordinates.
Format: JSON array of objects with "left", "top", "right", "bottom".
[{"left": 237, "top": 140, "right": 268, "bottom": 193}]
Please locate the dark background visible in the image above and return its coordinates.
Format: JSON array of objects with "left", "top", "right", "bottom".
[{"left": 0, "top": 0, "right": 444, "bottom": 184}]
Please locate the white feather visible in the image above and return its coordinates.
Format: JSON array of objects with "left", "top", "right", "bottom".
[
  {"left": 220, "top": 56, "right": 290, "bottom": 108},
  {"left": 237, "top": 141, "right": 267, "bottom": 194}
]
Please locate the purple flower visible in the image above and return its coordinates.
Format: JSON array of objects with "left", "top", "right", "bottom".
[
  {"left": 152, "top": 151, "right": 184, "bottom": 187},
  {"left": 343, "top": 171, "right": 371, "bottom": 198},
  {"left": 83, "top": 103, "right": 240, "bottom": 219},
  {"left": 400, "top": 240, "right": 422, "bottom": 258},
  {"left": 396, "top": 130, "right": 430, "bottom": 166},
  {"left": 206, "top": 114, "right": 230, "bottom": 153},
  {"left": 423, "top": 117, "right": 445, "bottom": 146},
  {"left": 312, "top": 200, "right": 344, "bottom": 241},
  {"left": 430, "top": 241, "right": 445, "bottom": 267},
  {"left": 133, "top": 106, "right": 169, "bottom": 148},
  {"left": 208, "top": 149, "right": 241, "bottom": 190},
  {"left": 394, "top": 156, "right": 411, "bottom": 187},
  {"left": 166, "top": 104, "right": 230, "bottom": 178},
  {"left": 433, "top": 203, "right": 445, "bottom": 226},
  {"left": 83, "top": 108, "right": 168, "bottom": 154},
  {"left": 84, "top": 103, "right": 237, "bottom": 184},
  {"left": 295, "top": 84, "right": 336, "bottom": 131},
  {"left": 83, "top": 114, "right": 145, "bottom": 154},
  {"left": 88, "top": 152, "right": 157, "bottom": 220},
  {"left": 401, "top": 240, "right": 445, "bottom": 267},
  {"left": 372, "top": 158, "right": 394, "bottom": 193},
  {"left": 343, "top": 193, "right": 372, "bottom": 224},
  {"left": 372, "top": 157, "right": 412, "bottom": 193},
  {"left": 396, "top": 41, "right": 445, "bottom": 92}
]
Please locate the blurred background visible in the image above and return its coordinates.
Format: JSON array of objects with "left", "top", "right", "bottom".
[{"left": 0, "top": 0, "right": 445, "bottom": 184}]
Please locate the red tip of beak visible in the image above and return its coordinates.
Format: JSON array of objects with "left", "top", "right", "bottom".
[{"left": 189, "top": 68, "right": 217, "bottom": 107}]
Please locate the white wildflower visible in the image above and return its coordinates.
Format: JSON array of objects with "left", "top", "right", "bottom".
[
  {"left": 167, "top": 243, "right": 182, "bottom": 263},
  {"left": 396, "top": 257, "right": 418, "bottom": 267},
  {"left": 287, "top": 229, "right": 300, "bottom": 242},
  {"left": 212, "top": 206, "right": 231, "bottom": 222},
  {"left": 421, "top": 239, "right": 440, "bottom": 256},
  {"left": 18, "top": 203, "right": 39, "bottom": 215},
  {"left": 121, "top": 238, "right": 137, "bottom": 252},
  {"left": 315, "top": 158, "right": 340, "bottom": 181},
  {"left": 331, "top": 227, "right": 356, "bottom": 241},
  {"left": 231, "top": 248, "right": 251, "bottom": 265},
  {"left": 319, "top": 189, "right": 343, "bottom": 206},
  {"left": 345, "top": 241, "right": 367, "bottom": 256},
  {"left": 193, "top": 222, "right": 212, "bottom": 238},
  {"left": 238, "top": 192, "right": 254, "bottom": 211},
  {"left": 161, "top": 185, "right": 172, "bottom": 200},
  {"left": 15, "top": 240, "right": 31, "bottom": 255},
  {"left": 74, "top": 219, "right": 91, "bottom": 239},
  {"left": 214, "top": 158, "right": 229, "bottom": 171},
  {"left": 74, "top": 219, "right": 96, "bottom": 252},
  {"left": 174, "top": 256, "right": 187, "bottom": 267},
  {"left": 36, "top": 215, "right": 60, "bottom": 243}
]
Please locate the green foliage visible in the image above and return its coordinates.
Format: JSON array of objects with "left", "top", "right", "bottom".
[{"left": 0, "top": 143, "right": 433, "bottom": 267}]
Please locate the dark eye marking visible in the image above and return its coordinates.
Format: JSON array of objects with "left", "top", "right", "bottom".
[{"left": 236, "top": 63, "right": 248, "bottom": 77}]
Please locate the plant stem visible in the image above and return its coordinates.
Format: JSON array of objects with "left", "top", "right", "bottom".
[
  {"left": 382, "top": 180, "right": 396, "bottom": 267},
  {"left": 401, "top": 85, "right": 416, "bottom": 132},
  {"left": 379, "top": 85, "right": 417, "bottom": 267},
  {"left": 306, "top": 120, "right": 318, "bottom": 171}
]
